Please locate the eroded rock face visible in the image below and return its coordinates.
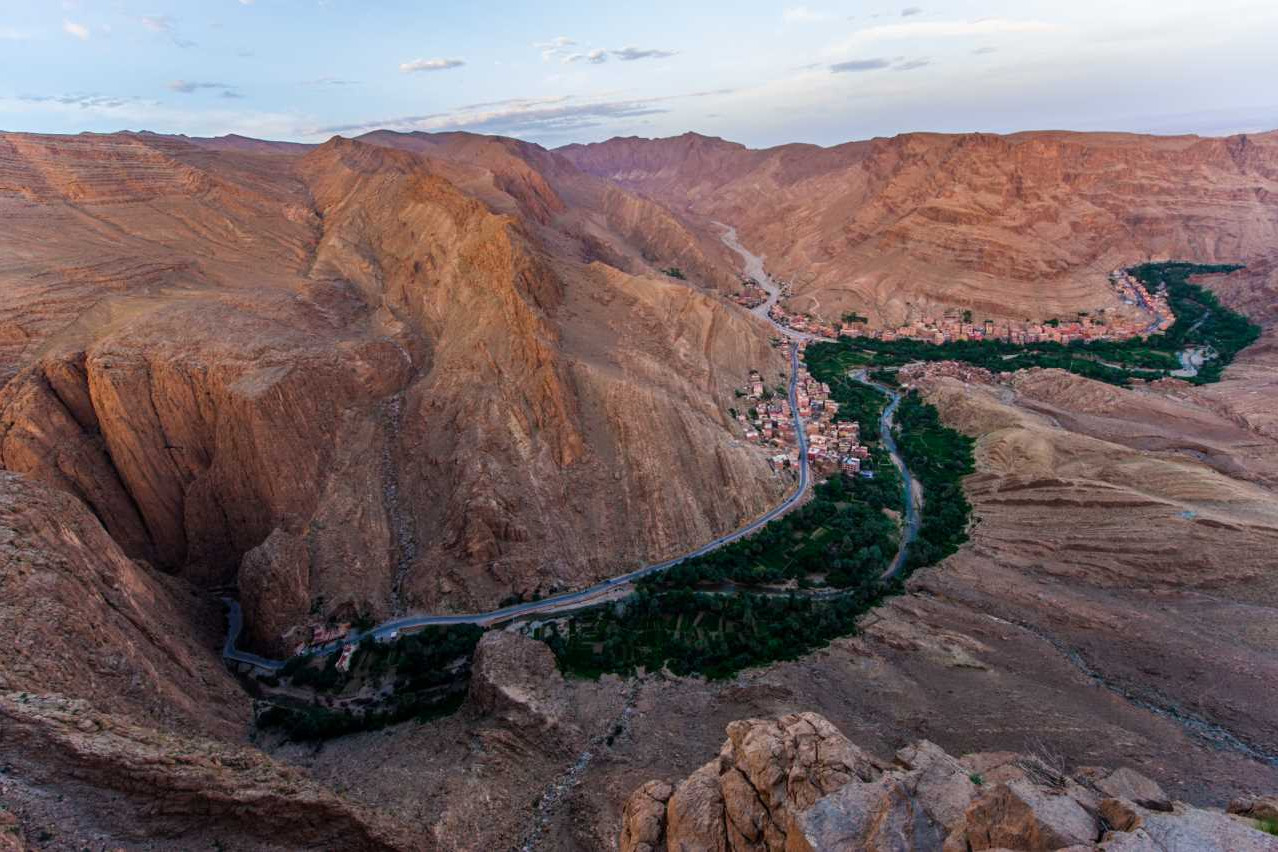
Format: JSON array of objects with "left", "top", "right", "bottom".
[
  {"left": 963, "top": 778, "right": 1098, "bottom": 850},
  {"left": 622, "top": 713, "right": 1278, "bottom": 851},
  {"left": 0, "top": 130, "right": 788, "bottom": 625},
  {"left": 0, "top": 470, "right": 246, "bottom": 739},
  {"left": 620, "top": 780, "right": 674, "bottom": 852},
  {"left": 237, "top": 526, "right": 311, "bottom": 655}
]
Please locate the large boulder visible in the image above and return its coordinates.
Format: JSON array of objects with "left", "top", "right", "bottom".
[
  {"left": 1114, "top": 801, "right": 1278, "bottom": 851},
  {"left": 619, "top": 780, "right": 673, "bottom": 852},
  {"left": 666, "top": 762, "right": 729, "bottom": 851},
  {"left": 467, "top": 629, "right": 568, "bottom": 731},
  {"left": 962, "top": 779, "right": 1099, "bottom": 850},
  {"left": 1079, "top": 767, "right": 1170, "bottom": 812},
  {"left": 619, "top": 712, "right": 896, "bottom": 851},
  {"left": 799, "top": 773, "right": 947, "bottom": 850}
]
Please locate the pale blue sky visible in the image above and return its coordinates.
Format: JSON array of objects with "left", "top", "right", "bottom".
[{"left": 2, "top": 0, "right": 1276, "bottom": 146}]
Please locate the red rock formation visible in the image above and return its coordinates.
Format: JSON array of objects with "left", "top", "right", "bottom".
[
  {"left": 0, "top": 130, "right": 788, "bottom": 649},
  {"left": 559, "top": 130, "right": 1278, "bottom": 327},
  {"left": 0, "top": 693, "right": 417, "bottom": 850}
]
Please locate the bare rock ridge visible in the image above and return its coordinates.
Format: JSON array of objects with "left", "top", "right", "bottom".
[
  {"left": 558, "top": 130, "right": 1278, "bottom": 328},
  {"left": 621, "top": 712, "right": 1278, "bottom": 851},
  {"left": 0, "top": 127, "right": 786, "bottom": 843}
]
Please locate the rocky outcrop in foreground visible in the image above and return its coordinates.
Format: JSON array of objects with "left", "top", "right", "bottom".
[{"left": 621, "top": 713, "right": 1278, "bottom": 851}]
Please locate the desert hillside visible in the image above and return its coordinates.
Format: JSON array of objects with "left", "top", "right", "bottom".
[
  {"left": 559, "top": 130, "right": 1278, "bottom": 328},
  {"left": 0, "top": 130, "right": 788, "bottom": 652},
  {"left": 3, "top": 127, "right": 1278, "bottom": 850}
]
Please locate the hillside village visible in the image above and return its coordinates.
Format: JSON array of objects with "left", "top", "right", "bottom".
[
  {"left": 735, "top": 341, "right": 870, "bottom": 481},
  {"left": 738, "top": 267, "right": 1176, "bottom": 345}
]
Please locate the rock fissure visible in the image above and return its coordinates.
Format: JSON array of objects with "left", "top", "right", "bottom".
[
  {"left": 518, "top": 680, "right": 639, "bottom": 851},
  {"left": 382, "top": 392, "right": 417, "bottom": 616}
]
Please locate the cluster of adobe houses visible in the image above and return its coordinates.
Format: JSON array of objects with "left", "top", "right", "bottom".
[
  {"left": 735, "top": 358, "right": 871, "bottom": 482},
  {"left": 731, "top": 281, "right": 769, "bottom": 309},
  {"left": 286, "top": 621, "right": 355, "bottom": 665},
  {"left": 1109, "top": 267, "right": 1175, "bottom": 334},
  {"left": 748, "top": 267, "right": 1175, "bottom": 345}
]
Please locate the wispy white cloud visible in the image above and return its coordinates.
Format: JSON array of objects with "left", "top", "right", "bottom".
[
  {"left": 168, "top": 80, "right": 242, "bottom": 99},
  {"left": 1, "top": 27, "right": 32, "bottom": 40},
  {"left": 564, "top": 48, "right": 608, "bottom": 64},
  {"left": 399, "top": 57, "right": 465, "bottom": 73},
  {"left": 535, "top": 36, "right": 577, "bottom": 61},
  {"left": 783, "top": 6, "right": 830, "bottom": 23},
  {"left": 612, "top": 46, "right": 677, "bottom": 61},
  {"left": 15, "top": 93, "right": 145, "bottom": 109},
  {"left": 830, "top": 58, "right": 891, "bottom": 72},
  {"left": 830, "top": 54, "right": 932, "bottom": 73},
  {"left": 316, "top": 88, "right": 728, "bottom": 138},
  {"left": 63, "top": 20, "right": 90, "bottom": 41},
  {"left": 550, "top": 44, "right": 675, "bottom": 65}
]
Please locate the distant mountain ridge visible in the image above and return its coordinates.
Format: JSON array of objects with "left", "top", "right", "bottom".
[{"left": 558, "top": 128, "right": 1278, "bottom": 328}]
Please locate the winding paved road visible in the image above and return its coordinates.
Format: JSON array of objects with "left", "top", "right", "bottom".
[
  {"left": 717, "top": 223, "right": 822, "bottom": 343},
  {"left": 224, "top": 241, "right": 815, "bottom": 669}
]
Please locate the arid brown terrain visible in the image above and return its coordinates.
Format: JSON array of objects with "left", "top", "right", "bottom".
[
  {"left": 559, "top": 131, "right": 1278, "bottom": 328},
  {"left": 2, "top": 127, "right": 1277, "bottom": 850},
  {"left": 0, "top": 129, "right": 786, "bottom": 648}
]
